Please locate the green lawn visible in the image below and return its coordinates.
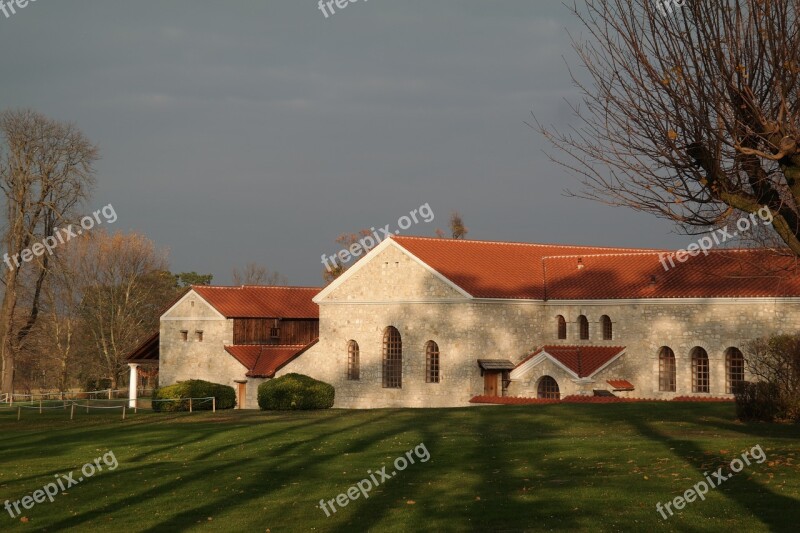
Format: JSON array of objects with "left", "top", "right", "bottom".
[{"left": 0, "top": 403, "right": 798, "bottom": 532}]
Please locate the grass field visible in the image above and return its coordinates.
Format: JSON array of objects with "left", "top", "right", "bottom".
[{"left": 0, "top": 403, "right": 799, "bottom": 532}]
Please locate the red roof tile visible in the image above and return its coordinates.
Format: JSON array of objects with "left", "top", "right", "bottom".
[
  {"left": 392, "top": 236, "right": 663, "bottom": 299},
  {"left": 607, "top": 379, "right": 635, "bottom": 390},
  {"left": 392, "top": 236, "right": 800, "bottom": 300},
  {"left": 193, "top": 286, "right": 320, "bottom": 318},
  {"left": 542, "top": 250, "right": 800, "bottom": 299},
  {"left": 517, "top": 345, "right": 626, "bottom": 378},
  {"left": 225, "top": 340, "right": 318, "bottom": 378}
]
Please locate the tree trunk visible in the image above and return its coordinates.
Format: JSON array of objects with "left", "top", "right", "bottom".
[{"left": 0, "top": 267, "right": 19, "bottom": 394}]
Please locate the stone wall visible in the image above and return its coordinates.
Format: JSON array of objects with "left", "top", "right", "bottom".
[
  {"left": 160, "top": 292, "right": 263, "bottom": 408},
  {"left": 157, "top": 244, "right": 800, "bottom": 409},
  {"left": 295, "top": 241, "right": 800, "bottom": 407}
]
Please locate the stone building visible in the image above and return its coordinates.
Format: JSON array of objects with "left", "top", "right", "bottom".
[
  {"left": 128, "top": 285, "right": 320, "bottom": 409},
  {"left": 129, "top": 235, "right": 800, "bottom": 409}
]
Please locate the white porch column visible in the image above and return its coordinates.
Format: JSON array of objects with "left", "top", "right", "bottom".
[{"left": 128, "top": 364, "right": 139, "bottom": 408}]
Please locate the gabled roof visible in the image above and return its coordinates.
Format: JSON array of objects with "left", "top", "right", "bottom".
[
  {"left": 392, "top": 236, "right": 655, "bottom": 300},
  {"left": 192, "top": 286, "right": 320, "bottom": 318},
  {"left": 391, "top": 236, "right": 800, "bottom": 300},
  {"left": 224, "top": 340, "right": 319, "bottom": 378},
  {"left": 512, "top": 345, "right": 626, "bottom": 379}
]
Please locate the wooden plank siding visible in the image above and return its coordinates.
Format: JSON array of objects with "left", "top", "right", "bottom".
[{"left": 233, "top": 318, "right": 319, "bottom": 345}]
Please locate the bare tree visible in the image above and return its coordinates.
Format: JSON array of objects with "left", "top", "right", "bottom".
[
  {"left": 0, "top": 109, "right": 97, "bottom": 395},
  {"left": 232, "top": 262, "right": 288, "bottom": 286},
  {"left": 435, "top": 211, "right": 469, "bottom": 239},
  {"left": 537, "top": 1, "right": 800, "bottom": 253},
  {"left": 322, "top": 229, "right": 375, "bottom": 283},
  {"left": 73, "top": 231, "right": 170, "bottom": 388}
]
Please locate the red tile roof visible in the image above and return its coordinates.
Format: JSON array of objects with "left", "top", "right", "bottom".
[
  {"left": 225, "top": 340, "right": 318, "bottom": 378},
  {"left": 392, "top": 236, "right": 800, "bottom": 300},
  {"left": 607, "top": 379, "right": 635, "bottom": 391},
  {"left": 542, "top": 250, "right": 800, "bottom": 299},
  {"left": 192, "top": 286, "right": 320, "bottom": 318},
  {"left": 517, "top": 345, "right": 626, "bottom": 378},
  {"left": 393, "top": 236, "right": 655, "bottom": 299}
]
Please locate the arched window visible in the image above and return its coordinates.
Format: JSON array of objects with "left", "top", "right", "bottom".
[
  {"left": 425, "top": 341, "right": 440, "bottom": 383},
  {"left": 346, "top": 340, "right": 360, "bottom": 381},
  {"left": 691, "top": 347, "right": 710, "bottom": 393},
  {"left": 556, "top": 315, "right": 567, "bottom": 340},
  {"left": 725, "top": 347, "right": 745, "bottom": 394},
  {"left": 578, "top": 315, "right": 589, "bottom": 340},
  {"left": 600, "top": 315, "right": 612, "bottom": 340},
  {"left": 382, "top": 326, "right": 402, "bottom": 388},
  {"left": 658, "top": 347, "right": 676, "bottom": 392},
  {"left": 537, "top": 376, "right": 560, "bottom": 399}
]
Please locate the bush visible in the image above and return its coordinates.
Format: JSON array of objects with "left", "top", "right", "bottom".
[
  {"left": 738, "top": 335, "right": 800, "bottom": 422},
  {"left": 258, "top": 373, "right": 334, "bottom": 410},
  {"left": 151, "top": 379, "right": 236, "bottom": 412},
  {"left": 734, "top": 381, "right": 784, "bottom": 422}
]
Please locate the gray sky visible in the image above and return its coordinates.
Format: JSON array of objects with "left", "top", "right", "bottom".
[{"left": 0, "top": 1, "right": 687, "bottom": 286}]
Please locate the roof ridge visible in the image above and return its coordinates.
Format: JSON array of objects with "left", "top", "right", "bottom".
[
  {"left": 542, "top": 248, "right": 793, "bottom": 260},
  {"left": 542, "top": 252, "right": 669, "bottom": 259},
  {"left": 392, "top": 235, "right": 663, "bottom": 252},
  {"left": 225, "top": 343, "right": 310, "bottom": 347},
  {"left": 542, "top": 344, "right": 626, "bottom": 349},
  {"left": 194, "top": 285, "right": 321, "bottom": 290}
]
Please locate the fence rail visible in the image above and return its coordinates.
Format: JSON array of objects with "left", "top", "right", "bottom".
[
  {"left": 1, "top": 396, "right": 216, "bottom": 420},
  {"left": 0, "top": 389, "right": 155, "bottom": 405}
]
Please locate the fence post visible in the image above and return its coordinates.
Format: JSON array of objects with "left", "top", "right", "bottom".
[
  {"left": 134, "top": 400, "right": 138, "bottom": 414},
  {"left": 108, "top": 389, "right": 112, "bottom": 400},
  {"left": 17, "top": 407, "right": 21, "bottom": 421},
  {"left": 189, "top": 398, "right": 193, "bottom": 413},
  {"left": 122, "top": 405, "right": 126, "bottom": 420},
  {"left": 71, "top": 403, "right": 75, "bottom": 420},
  {"left": 39, "top": 399, "right": 42, "bottom": 414},
  {"left": 213, "top": 397, "right": 216, "bottom": 413}
]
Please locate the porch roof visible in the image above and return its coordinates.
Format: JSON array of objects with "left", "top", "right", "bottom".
[
  {"left": 125, "top": 331, "right": 159, "bottom": 364},
  {"left": 477, "top": 359, "right": 516, "bottom": 371}
]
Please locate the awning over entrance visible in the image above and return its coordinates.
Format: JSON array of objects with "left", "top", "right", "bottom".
[{"left": 477, "top": 359, "right": 516, "bottom": 371}]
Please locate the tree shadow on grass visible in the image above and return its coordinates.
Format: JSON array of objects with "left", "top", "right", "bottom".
[{"left": 39, "top": 409, "right": 396, "bottom": 531}]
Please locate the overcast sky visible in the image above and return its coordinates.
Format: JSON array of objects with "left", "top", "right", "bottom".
[{"left": 0, "top": 1, "right": 688, "bottom": 286}]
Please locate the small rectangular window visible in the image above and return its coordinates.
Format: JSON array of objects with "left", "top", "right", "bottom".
[
  {"left": 180, "top": 330, "right": 188, "bottom": 342},
  {"left": 195, "top": 331, "right": 203, "bottom": 342}
]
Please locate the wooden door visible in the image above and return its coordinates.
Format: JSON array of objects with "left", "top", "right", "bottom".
[
  {"left": 484, "top": 372, "right": 499, "bottom": 396},
  {"left": 237, "top": 382, "right": 246, "bottom": 409}
]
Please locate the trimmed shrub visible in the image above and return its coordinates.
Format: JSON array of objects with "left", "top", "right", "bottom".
[
  {"left": 151, "top": 379, "right": 236, "bottom": 412},
  {"left": 258, "top": 373, "right": 335, "bottom": 410},
  {"left": 734, "top": 381, "right": 786, "bottom": 422}
]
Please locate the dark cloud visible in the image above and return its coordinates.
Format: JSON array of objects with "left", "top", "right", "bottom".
[{"left": 0, "top": 0, "right": 685, "bottom": 285}]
